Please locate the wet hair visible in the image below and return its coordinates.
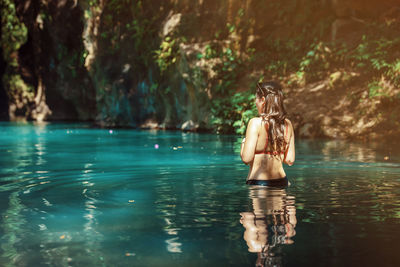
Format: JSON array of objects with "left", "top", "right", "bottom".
[{"left": 256, "top": 81, "right": 288, "bottom": 154}]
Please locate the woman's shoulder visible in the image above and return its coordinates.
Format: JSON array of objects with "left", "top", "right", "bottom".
[
  {"left": 284, "top": 118, "right": 293, "bottom": 127},
  {"left": 284, "top": 118, "right": 294, "bottom": 136},
  {"left": 248, "top": 117, "right": 263, "bottom": 126},
  {"left": 246, "top": 117, "right": 263, "bottom": 131}
]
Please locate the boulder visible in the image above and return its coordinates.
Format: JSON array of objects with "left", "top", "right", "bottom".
[
  {"left": 162, "top": 13, "right": 182, "bottom": 37},
  {"left": 181, "top": 120, "right": 199, "bottom": 131},
  {"left": 140, "top": 119, "right": 159, "bottom": 129}
]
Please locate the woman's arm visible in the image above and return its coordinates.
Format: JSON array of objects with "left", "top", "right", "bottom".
[
  {"left": 240, "top": 137, "right": 246, "bottom": 156},
  {"left": 240, "top": 118, "right": 259, "bottom": 164},
  {"left": 284, "top": 120, "right": 295, "bottom": 166}
]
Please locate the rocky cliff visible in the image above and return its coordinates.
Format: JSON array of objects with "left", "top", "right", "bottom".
[{"left": 1, "top": 0, "right": 399, "bottom": 139}]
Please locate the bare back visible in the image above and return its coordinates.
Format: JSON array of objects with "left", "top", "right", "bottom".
[{"left": 241, "top": 117, "right": 295, "bottom": 181}]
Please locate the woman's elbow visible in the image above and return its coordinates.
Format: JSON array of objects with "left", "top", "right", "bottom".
[
  {"left": 285, "top": 158, "right": 295, "bottom": 166},
  {"left": 241, "top": 155, "right": 254, "bottom": 165}
]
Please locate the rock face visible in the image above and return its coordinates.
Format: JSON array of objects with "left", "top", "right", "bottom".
[
  {"left": 1, "top": 0, "right": 399, "bottom": 139},
  {"left": 1, "top": 0, "right": 95, "bottom": 121},
  {"left": 0, "top": 46, "right": 8, "bottom": 120}
]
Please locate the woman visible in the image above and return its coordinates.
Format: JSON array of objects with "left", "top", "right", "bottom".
[{"left": 240, "top": 81, "right": 295, "bottom": 187}]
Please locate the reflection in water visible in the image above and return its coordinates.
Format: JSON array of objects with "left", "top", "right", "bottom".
[
  {"left": 0, "top": 123, "right": 107, "bottom": 265},
  {"left": 300, "top": 139, "right": 394, "bottom": 163},
  {"left": 1, "top": 192, "right": 27, "bottom": 266},
  {"left": 240, "top": 186, "right": 296, "bottom": 267}
]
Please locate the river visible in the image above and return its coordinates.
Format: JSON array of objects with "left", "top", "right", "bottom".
[{"left": 0, "top": 122, "right": 399, "bottom": 266}]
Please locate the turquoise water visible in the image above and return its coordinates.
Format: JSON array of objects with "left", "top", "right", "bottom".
[{"left": 0, "top": 122, "right": 400, "bottom": 266}]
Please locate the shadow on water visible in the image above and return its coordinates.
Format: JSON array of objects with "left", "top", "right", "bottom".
[{"left": 240, "top": 186, "right": 296, "bottom": 267}]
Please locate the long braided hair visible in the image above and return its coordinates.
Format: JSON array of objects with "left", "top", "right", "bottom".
[{"left": 256, "top": 81, "right": 288, "bottom": 154}]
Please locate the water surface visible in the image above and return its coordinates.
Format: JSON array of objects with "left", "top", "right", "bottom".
[{"left": 0, "top": 122, "right": 399, "bottom": 266}]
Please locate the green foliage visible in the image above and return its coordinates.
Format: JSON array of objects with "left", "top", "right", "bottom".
[
  {"left": 205, "top": 10, "right": 258, "bottom": 134},
  {"left": 210, "top": 91, "right": 257, "bottom": 134},
  {"left": 351, "top": 35, "right": 400, "bottom": 87},
  {"left": 98, "top": 0, "right": 159, "bottom": 66},
  {"left": 274, "top": 34, "right": 400, "bottom": 90},
  {"left": 0, "top": 0, "right": 32, "bottom": 106},
  {"left": 0, "top": 0, "right": 28, "bottom": 65},
  {"left": 149, "top": 83, "right": 158, "bottom": 93},
  {"left": 213, "top": 46, "right": 244, "bottom": 95},
  {"left": 154, "top": 36, "right": 180, "bottom": 73},
  {"left": 285, "top": 41, "right": 335, "bottom": 85},
  {"left": 368, "top": 81, "right": 386, "bottom": 98},
  {"left": 88, "top": 0, "right": 99, "bottom": 7},
  {"left": 203, "top": 44, "right": 217, "bottom": 59},
  {"left": 300, "top": 43, "right": 331, "bottom": 73},
  {"left": 263, "top": 40, "right": 301, "bottom": 79},
  {"left": 201, "top": 21, "right": 255, "bottom": 96},
  {"left": 3, "top": 74, "right": 34, "bottom": 100}
]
